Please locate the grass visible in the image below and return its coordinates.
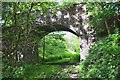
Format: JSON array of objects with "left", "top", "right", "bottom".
[
  {"left": 23, "top": 64, "right": 61, "bottom": 79},
  {"left": 3, "top": 52, "right": 80, "bottom": 79},
  {"left": 22, "top": 52, "right": 80, "bottom": 79},
  {"left": 42, "top": 53, "right": 80, "bottom": 64},
  {"left": 46, "top": 58, "right": 70, "bottom": 64}
]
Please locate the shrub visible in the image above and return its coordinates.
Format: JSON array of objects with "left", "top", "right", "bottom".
[{"left": 79, "top": 33, "right": 120, "bottom": 79}]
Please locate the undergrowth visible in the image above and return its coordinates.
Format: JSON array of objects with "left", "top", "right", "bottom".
[{"left": 79, "top": 33, "right": 120, "bottom": 79}]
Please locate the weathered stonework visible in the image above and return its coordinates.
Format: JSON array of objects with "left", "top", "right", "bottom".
[
  {"left": 2, "top": 3, "right": 97, "bottom": 64},
  {"left": 34, "top": 3, "right": 96, "bottom": 60}
]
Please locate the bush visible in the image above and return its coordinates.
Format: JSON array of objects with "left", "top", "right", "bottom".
[
  {"left": 79, "top": 33, "right": 120, "bottom": 79},
  {"left": 2, "top": 65, "right": 25, "bottom": 78}
]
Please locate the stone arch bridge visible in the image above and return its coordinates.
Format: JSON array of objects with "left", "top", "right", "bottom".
[
  {"left": 32, "top": 3, "right": 95, "bottom": 61},
  {"left": 3, "top": 3, "right": 98, "bottom": 63}
]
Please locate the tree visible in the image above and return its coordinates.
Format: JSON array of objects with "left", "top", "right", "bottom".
[
  {"left": 86, "top": 2, "right": 120, "bottom": 36},
  {"left": 38, "top": 32, "right": 66, "bottom": 61}
]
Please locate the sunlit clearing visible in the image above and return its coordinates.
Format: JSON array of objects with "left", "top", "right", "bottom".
[{"left": 62, "top": 31, "right": 80, "bottom": 54}]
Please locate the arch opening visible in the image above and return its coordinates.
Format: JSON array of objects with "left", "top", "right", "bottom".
[{"left": 37, "top": 31, "right": 80, "bottom": 64}]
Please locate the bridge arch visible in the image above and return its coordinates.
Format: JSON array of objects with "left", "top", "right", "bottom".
[
  {"left": 19, "top": 23, "right": 80, "bottom": 63},
  {"left": 21, "top": 3, "right": 95, "bottom": 63},
  {"left": 32, "top": 23, "right": 80, "bottom": 39},
  {"left": 38, "top": 30, "right": 80, "bottom": 63},
  {"left": 2, "top": 3, "right": 96, "bottom": 64}
]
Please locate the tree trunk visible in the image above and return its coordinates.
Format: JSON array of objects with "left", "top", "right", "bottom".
[
  {"left": 43, "top": 37, "right": 45, "bottom": 61},
  {"left": 105, "top": 20, "right": 111, "bottom": 35}
]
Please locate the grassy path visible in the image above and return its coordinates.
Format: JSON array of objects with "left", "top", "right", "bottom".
[
  {"left": 23, "top": 63, "right": 79, "bottom": 79},
  {"left": 60, "top": 63, "right": 79, "bottom": 79}
]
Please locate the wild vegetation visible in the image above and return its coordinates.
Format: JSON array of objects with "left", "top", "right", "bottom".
[
  {"left": 38, "top": 32, "right": 80, "bottom": 63},
  {"left": 79, "top": 33, "right": 120, "bottom": 79},
  {"left": 78, "top": 2, "right": 120, "bottom": 79},
  {"left": 1, "top": 1, "right": 120, "bottom": 79}
]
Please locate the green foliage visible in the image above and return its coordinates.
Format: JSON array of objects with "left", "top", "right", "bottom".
[
  {"left": 64, "top": 32, "right": 80, "bottom": 54},
  {"left": 51, "top": 58, "right": 71, "bottom": 63},
  {"left": 57, "top": 2, "right": 75, "bottom": 9},
  {"left": 79, "top": 33, "right": 120, "bottom": 79},
  {"left": 38, "top": 32, "right": 80, "bottom": 63},
  {"left": 38, "top": 33, "right": 67, "bottom": 60},
  {"left": 23, "top": 64, "right": 61, "bottom": 79},
  {"left": 2, "top": 2, "right": 76, "bottom": 78},
  {"left": 3, "top": 64, "right": 61, "bottom": 79},
  {"left": 86, "top": 2, "right": 119, "bottom": 25},
  {"left": 2, "top": 65, "right": 25, "bottom": 78},
  {"left": 46, "top": 52, "right": 80, "bottom": 63}
]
